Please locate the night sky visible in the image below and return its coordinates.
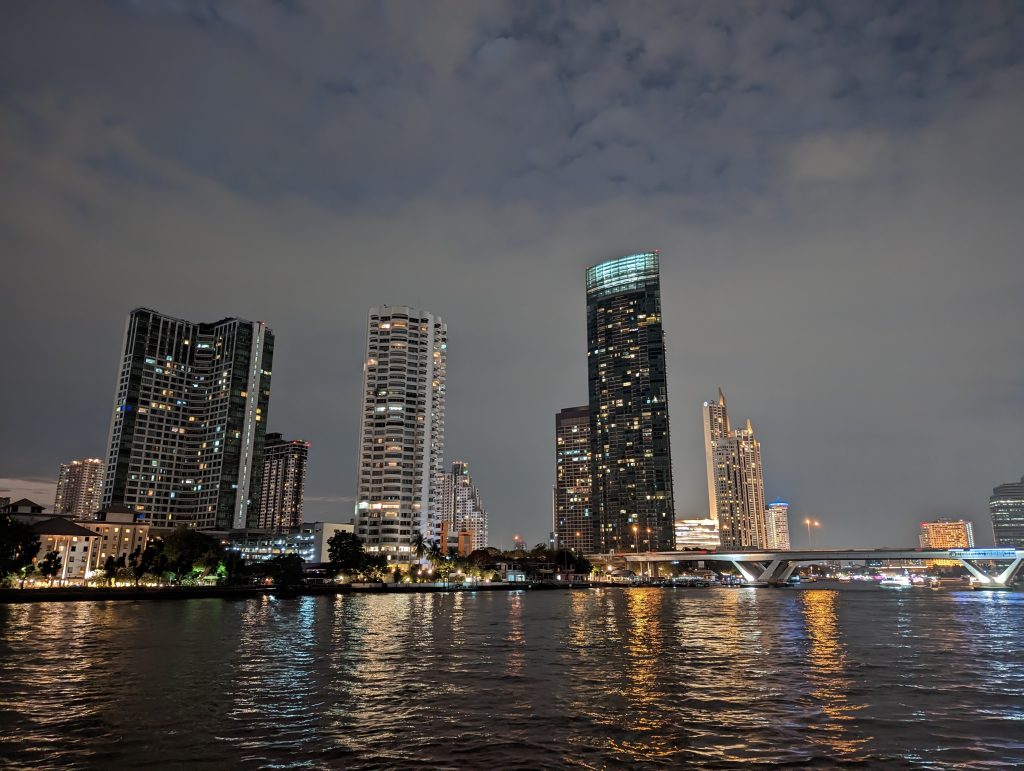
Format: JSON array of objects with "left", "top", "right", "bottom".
[{"left": 2, "top": 1, "right": 1023, "bottom": 549}]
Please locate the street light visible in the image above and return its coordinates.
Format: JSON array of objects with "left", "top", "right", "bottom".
[
  {"left": 646, "top": 527, "right": 652, "bottom": 553},
  {"left": 804, "top": 518, "right": 821, "bottom": 548},
  {"left": 632, "top": 524, "right": 639, "bottom": 553}
]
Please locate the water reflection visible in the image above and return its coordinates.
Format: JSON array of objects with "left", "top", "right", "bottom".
[{"left": 800, "top": 590, "right": 867, "bottom": 756}]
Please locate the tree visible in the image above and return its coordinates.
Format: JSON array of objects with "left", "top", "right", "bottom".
[
  {"left": 17, "top": 562, "right": 36, "bottom": 589},
  {"left": 575, "top": 555, "right": 593, "bottom": 577},
  {"left": 38, "top": 551, "right": 62, "bottom": 584},
  {"left": 0, "top": 515, "right": 40, "bottom": 586},
  {"left": 265, "top": 554, "right": 305, "bottom": 589},
  {"left": 411, "top": 532, "right": 428, "bottom": 561},
  {"left": 360, "top": 552, "right": 389, "bottom": 581},
  {"left": 103, "top": 555, "right": 117, "bottom": 584},
  {"left": 161, "top": 526, "right": 223, "bottom": 581},
  {"left": 327, "top": 531, "right": 366, "bottom": 576}
]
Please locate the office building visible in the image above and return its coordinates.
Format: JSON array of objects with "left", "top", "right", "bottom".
[
  {"left": 586, "top": 252, "right": 675, "bottom": 553},
  {"left": 990, "top": 477, "right": 1024, "bottom": 547},
  {"left": 703, "top": 390, "right": 768, "bottom": 549},
  {"left": 257, "top": 433, "right": 310, "bottom": 531},
  {"left": 54, "top": 458, "right": 105, "bottom": 518},
  {"left": 674, "top": 518, "right": 721, "bottom": 550},
  {"left": 354, "top": 306, "right": 446, "bottom": 562},
  {"left": 438, "top": 461, "right": 488, "bottom": 554},
  {"left": 222, "top": 521, "right": 354, "bottom": 564},
  {"left": 554, "top": 405, "right": 592, "bottom": 554},
  {"left": 102, "top": 308, "right": 274, "bottom": 531},
  {"left": 765, "top": 499, "right": 791, "bottom": 550}
]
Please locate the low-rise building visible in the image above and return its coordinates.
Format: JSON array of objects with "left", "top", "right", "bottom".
[
  {"left": 221, "top": 521, "right": 355, "bottom": 564},
  {"left": 82, "top": 506, "right": 151, "bottom": 573},
  {"left": 674, "top": 518, "right": 721, "bottom": 550},
  {"left": 29, "top": 518, "right": 100, "bottom": 583}
]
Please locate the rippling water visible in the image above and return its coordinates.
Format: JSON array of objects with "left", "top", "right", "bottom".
[{"left": 1, "top": 586, "right": 1022, "bottom": 769}]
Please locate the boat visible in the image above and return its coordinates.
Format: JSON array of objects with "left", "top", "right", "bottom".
[{"left": 879, "top": 575, "right": 912, "bottom": 589}]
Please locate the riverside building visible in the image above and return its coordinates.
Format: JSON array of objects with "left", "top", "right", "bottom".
[
  {"left": 990, "top": 477, "right": 1024, "bottom": 547},
  {"left": 256, "top": 433, "right": 310, "bottom": 531},
  {"left": 703, "top": 390, "right": 768, "bottom": 549},
  {"left": 437, "top": 460, "right": 488, "bottom": 554},
  {"left": 354, "top": 306, "right": 446, "bottom": 563},
  {"left": 54, "top": 458, "right": 105, "bottom": 518},
  {"left": 765, "top": 499, "right": 792, "bottom": 550},
  {"left": 554, "top": 405, "right": 592, "bottom": 554},
  {"left": 586, "top": 252, "right": 675, "bottom": 553},
  {"left": 102, "top": 308, "right": 273, "bottom": 531},
  {"left": 674, "top": 518, "right": 721, "bottom": 550}
]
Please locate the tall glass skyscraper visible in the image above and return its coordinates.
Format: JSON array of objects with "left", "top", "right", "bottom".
[
  {"left": 990, "top": 476, "right": 1024, "bottom": 547},
  {"left": 102, "top": 308, "right": 274, "bottom": 530},
  {"left": 354, "top": 306, "right": 446, "bottom": 562},
  {"left": 586, "top": 251, "right": 675, "bottom": 553}
]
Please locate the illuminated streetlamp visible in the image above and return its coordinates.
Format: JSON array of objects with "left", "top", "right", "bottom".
[
  {"left": 804, "top": 518, "right": 821, "bottom": 548},
  {"left": 632, "top": 524, "right": 639, "bottom": 553}
]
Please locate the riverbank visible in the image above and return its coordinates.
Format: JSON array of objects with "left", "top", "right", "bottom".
[{"left": 0, "top": 581, "right": 536, "bottom": 603}]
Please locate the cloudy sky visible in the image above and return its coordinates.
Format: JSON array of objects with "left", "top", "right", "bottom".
[{"left": 2, "top": 1, "right": 1022, "bottom": 548}]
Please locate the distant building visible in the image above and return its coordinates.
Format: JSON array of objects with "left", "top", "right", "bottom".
[
  {"left": 354, "top": 306, "right": 446, "bottom": 562},
  {"left": 990, "top": 477, "right": 1024, "bottom": 547},
  {"left": 674, "top": 518, "right": 721, "bottom": 550},
  {"left": 919, "top": 518, "right": 975, "bottom": 550},
  {"left": 222, "top": 521, "right": 354, "bottom": 564},
  {"left": 554, "top": 405, "right": 592, "bottom": 554},
  {"left": 54, "top": 458, "right": 105, "bottom": 518},
  {"left": 704, "top": 390, "right": 768, "bottom": 549},
  {"left": 587, "top": 252, "right": 675, "bottom": 553},
  {"left": 3, "top": 498, "right": 45, "bottom": 516},
  {"left": 0, "top": 497, "right": 10, "bottom": 513},
  {"left": 102, "top": 307, "right": 274, "bottom": 531},
  {"left": 29, "top": 518, "right": 100, "bottom": 583},
  {"left": 765, "top": 500, "right": 792, "bottom": 550},
  {"left": 257, "top": 433, "right": 310, "bottom": 531},
  {"left": 437, "top": 461, "right": 488, "bottom": 554}
]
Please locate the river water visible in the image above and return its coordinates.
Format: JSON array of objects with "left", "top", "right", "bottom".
[{"left": 1, "top": 585, "right": 1022, "bottom": 769}]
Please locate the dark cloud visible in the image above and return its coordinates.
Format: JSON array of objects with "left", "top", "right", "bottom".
[{"left": 2, "top": 0, "right": 1023, "bottom": 547}]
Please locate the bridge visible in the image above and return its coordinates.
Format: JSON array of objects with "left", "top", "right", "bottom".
[{"left": 616, "top": 547, "right": 1024, "bottom": 588}]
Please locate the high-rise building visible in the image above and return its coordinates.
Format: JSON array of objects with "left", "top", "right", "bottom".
[
  {"left": 990, "top": 477, "right": 1024, "bottom": 547},
  {"left": 256, "top": 433, "right": 310, "bottom": 531},
  {"left": 586, "top": 252, "right": 675, "bottom": 553},
  {"left": 555, "top": 405, "right": 592, "bottom": 554},
  {"left": 703, "top": 390, "right": 768, "bottom": 549},
  {"left": 354, "top": 306, "right": 446, "bottom": 562},
  {"left": 765, "top": 499, "right": 791, "bottom": 550},
  {"left": 102, "top": 308, "right": 273, "bottom": 530},
  {"left": 437, "top": 460, "right": 488, "bottom": 554},
  {"left": 918, "top": 518, "right": 975, "bottom": 550},
  {"left": 674, "top": 518, "right": 721, "bottom": 550},
  {"left": 54, "top": 458, "right": 105, "bottom": 518}
]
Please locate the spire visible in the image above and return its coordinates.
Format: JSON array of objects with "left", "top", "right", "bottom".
[
  {"left": 746, "top": 418, "right": 753, "bottom": 432},
  {"left": 718, "top": 387, "right": 726, "bottom": 406}
]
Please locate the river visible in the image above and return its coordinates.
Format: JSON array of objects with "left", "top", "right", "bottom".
[{"left": 1, "top": 585, "right": 1021, "bottom": 769}]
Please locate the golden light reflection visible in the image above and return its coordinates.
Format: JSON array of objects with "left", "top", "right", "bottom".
[
  {"left": 800, "top": 590, "right": 868, "bottom": 756},
  {"left": 505, "top": 592, "right": 525, "bottom": 677}
]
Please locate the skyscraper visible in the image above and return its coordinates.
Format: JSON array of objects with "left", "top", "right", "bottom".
[
  {"left": 437, "top": 460, "right": 488, "bottom": 553},
  {"left": 555, "top": 405, "right": 592, "bottom": 554},
  {"left": 990, "top": 477, "right": 1024, "bottom": 547},
  {"left": 54, "top": 458, "right": 105, "bottom": 518},
  {"left": 586, "top": 251, "right": 675, "bottom": 553},
  {"left": 765, "top": 499, "right": 791, "bottom": 550},
  {"left": 703, "top": 390, "right": 769, "bottom": 549},
  {"left": 257, "top": 433, "right": 310, "bottom": 531},
  {"left": 102, "top": 308, "right": 273, "bottom": 530},
  {"left": 354, "top": 306, "right": 446, "bottom": 562}
]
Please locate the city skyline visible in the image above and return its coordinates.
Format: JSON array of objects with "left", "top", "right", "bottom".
[{"left": 2, "top": 3, "right": 1023, "bottom": 549}]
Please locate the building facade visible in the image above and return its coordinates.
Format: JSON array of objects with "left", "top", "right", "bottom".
[
  {"left": 990, "top": 477, "right": 1024, "bottom": 547},
  {"left": 256, "top": 433, "right": 310, "bottom": 531},
  {"left": 554, "top": 405, "right": 592, "bottom": 554},
  {"left": 586, "top": 252, "right": 675, "bottom": 553},
  {"left": 82, "top": 507, "right": 151, "bottom": 574},
  {"left": 918, "top": 518, "right": 975, "bottom": 549},
  {"left": 438, "top": 461, "right": 488, "bottom": 554},
  {"left": 765, "top": 499, "right": 791, "bottom": 550},
  {"left": 102, "top": 308, "right": 273, "bottom": 531},
  {"left": 354, "top": 306, "right": 446, "bottom": 562},
  {"left": 54, "top": 458, "right": 105, "bottom": 518},
  {"left": 703, "top": 390, "right": 768, "bottom": 549},
  {"left": 674, "top": 518, "right": 722, "bottom": 550},
  {"left": 29, "top": 518, "right": 100, "bottom": 583}
]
